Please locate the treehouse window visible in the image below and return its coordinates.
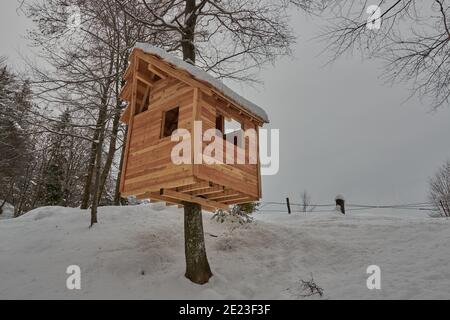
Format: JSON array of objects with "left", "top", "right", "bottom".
[
  {"left": 216, "top": 114, "right": 224, "bottom": 135},
  {"left": 224, "top": 118, "right": 242, "bottom": 146},
  {"left": 161, "top": 107, "right": 179, "bottom": 138}
]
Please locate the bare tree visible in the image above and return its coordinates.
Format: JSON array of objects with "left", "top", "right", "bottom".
[
  {"left": 0, "top": 58, "right": 38, "bottom": 216},
  {"left": 429, "top": 160, "right": 450, "bottom": 217},
  {"left": 115, "top": 0, "right": 314, "bottom": 284},
  {"left": 115, "top": 0, "right": 316, "bottom": 82},
  {"left": 320, "top": 0, "right": 450, "bottom": 109},
  {"left": 300, "top": 190, "right": 316, "bottom": 213},
  {"left": 23, "top": 0, "right": 171, "bottom": 225}
]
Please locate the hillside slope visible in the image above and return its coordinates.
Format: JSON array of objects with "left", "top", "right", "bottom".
[
  {"left": 0, "top": 205, "right": 449, "bottom": 299},
  {"left": 0, "top": 201, "right": 14, "bottom": 220}
]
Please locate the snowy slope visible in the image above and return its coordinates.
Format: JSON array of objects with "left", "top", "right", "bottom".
[
  {"left": 0, "top": 201, "right": 15, "bottom": 220},
  {"left": 0, "top": 205, "right": 449, "bottom": 299}
]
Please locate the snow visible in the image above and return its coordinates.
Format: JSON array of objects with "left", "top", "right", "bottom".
[
  {"left": 135, "top": 43, "right": 270, "bottom": 123},
  {"left": 0, "top": 201, "right": 15, "bottom": 220},
  {"left": 0, "top": 205, "right": 449, "bottom": 299},
  {"left": 13, "top": 121, "right": 23, "bottom": 131}
]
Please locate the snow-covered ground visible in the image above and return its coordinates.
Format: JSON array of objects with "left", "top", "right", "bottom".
[{"left": 0, "top": 205, "right": 449, "bottom": 299}]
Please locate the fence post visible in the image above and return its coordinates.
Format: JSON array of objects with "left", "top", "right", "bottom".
[
  {"left": 286, "top": 198, "right": 291, "bottom": 214},
  {"left": 335, "top": 195, "right": 345, "bottom": 215}
]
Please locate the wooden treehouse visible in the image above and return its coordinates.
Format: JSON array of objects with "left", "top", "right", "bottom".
[{"left": 119, "top": 43, "right": 269, "bottom": 212}]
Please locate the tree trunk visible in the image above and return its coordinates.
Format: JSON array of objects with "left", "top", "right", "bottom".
[
  {"left": 89, "top": 137, "right": 103, "bottom": 227},
  {"left": 15, "top": 164, "right": 34, "bottom": 216},
  {"left": 97, "top": 105, "right": 122, "bottom": 203},
  {"left": 98, "top": 46, "right": 128, "bottom": 205},
  {"left": 113, "top": 126, "right": 127, "bottom": 206},
  {"left": 81, "top": 68, "right": 113, "bottom": 210},
  {"left": 183, "top": 202, "right": 213, "bottom": 284},
  {"left": 89, "top": 98, "right": 109, "bottom": 226},
  {"left": 180, "top": 0, "right": 212, "bottom": 285},
  {"left": 80, "top": 123, "right": 101, "bottom": 209},
  {"left": 182, "top": 0, "right": 197, "bottom": 64},
  {"left": 88, "top": 73, "right": 112, "bottom": 225}
]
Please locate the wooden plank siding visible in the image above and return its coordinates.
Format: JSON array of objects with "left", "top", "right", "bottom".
[
  {"left": 121, "top": 77, "right": 196, "bottom": 197},
  {"left": 195, "top": 93, "right": 260, "bottom": 199}
]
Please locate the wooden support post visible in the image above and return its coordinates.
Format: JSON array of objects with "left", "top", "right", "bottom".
[
  {"left": 336, "top": 195, "right": 345, "bottom": 215},
  {"left": 286, "top": 197, "right": 291, "bottom": 214},
  {"left": 163, "top": 189, "right": 229, "bottom": 211}
]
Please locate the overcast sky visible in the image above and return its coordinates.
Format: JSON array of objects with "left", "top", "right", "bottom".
[{"left": 1, "top": 2, "right": 450, "bottom": 208}]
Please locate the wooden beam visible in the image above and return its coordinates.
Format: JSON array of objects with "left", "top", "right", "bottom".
[
  {"left": 192, "top": 88, "right": 201, "bottom": 175},
  {"left": 162, "top": 189, "right": 229, "bottom": 211},
  {"left": 137, "top": 192, "right": 182, "bottom": 205},
  {"left": 256, "top": 125, "right": 262, "bottom": 198},
  {"left": 148, "top": 64, "right": 168, "bottom": 80},
  {"left": 176, "top": 181, "right": 211, "bottom": 193},
  {"left": 120, "top": 106, "right": 131, "bottom": 124},
  {"left": 137, "top": 85, "right": 151, "bottom": 114},
  {"left": 139, "top": 192, "right": 218, "bottom": 212},
  {"left": 136, "top": 74, "right": 156, "bottom": 87},
  {"left": 207, "top": 190, "right": 241, "bottom": 201},
  {"left": 224, "top": 198, "right": 256, "bottom": 206},
  {"left": 219, "top": 195, "right": 251, "bottom": 203},
  {"left": 191, "top": 186, "right": 225, "bottom": 197},
  {"left": 119, "top": 82, "right": 132, "bottom": 101},
  {"left": 119, "top": 54, "right": 139, "bottom": 193},
  {"left": 123, "top": 60, "right": 134, "bottom": 80}
]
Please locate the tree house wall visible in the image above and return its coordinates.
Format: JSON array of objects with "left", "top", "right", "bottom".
[
  {"left": 195, "top": 93, "right": 260, "bottom": 199},
  {"left": 121, "top": 78, "right": 196, "bottom": 197}
]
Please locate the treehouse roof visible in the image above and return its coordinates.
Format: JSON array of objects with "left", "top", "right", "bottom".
[{"left": 129, "top": 43, "right": 269, "bottom": 124}]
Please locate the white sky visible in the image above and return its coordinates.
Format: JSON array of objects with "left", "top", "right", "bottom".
[{"left": 1, "top": 2, "right": 450, "bottom": 207}]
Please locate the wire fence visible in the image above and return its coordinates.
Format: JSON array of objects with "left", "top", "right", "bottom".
[{"left": 256, "top": 200, "right": 439, "bottom": 214}]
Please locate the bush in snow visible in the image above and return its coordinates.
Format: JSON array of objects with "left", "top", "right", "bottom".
[
  {"left": 299, "top": 274, "right": 324, "bottom": 298},
  {"left": 429, "top": 160, "right": 450, "bottom": 217},
  {"left": 212, "top": 203, "right": 258, "bottom": 226},
  {"left": 235, "top": 202, "right": 260, "bottom": 215}
]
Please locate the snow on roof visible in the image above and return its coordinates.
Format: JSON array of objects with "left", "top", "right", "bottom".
[{"left": 135, "top": 43, "right": 269, "bottom": 123}]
